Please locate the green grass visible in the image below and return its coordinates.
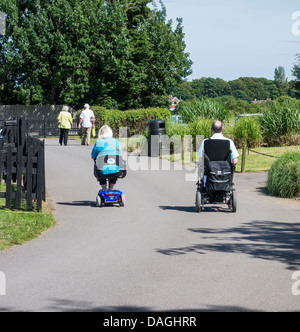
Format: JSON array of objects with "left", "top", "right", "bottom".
[
  {"left": 0, "top": 209, "right": 56, "bottom": 251},
  {"left": 0, "top": 184, "right": 56, "bottom": 251},
  {"left": 162, "top": 145, "right": 300, "bottom": 173},
  {"left": 236, "top": 146, "right": 300, "bottom": 173}
]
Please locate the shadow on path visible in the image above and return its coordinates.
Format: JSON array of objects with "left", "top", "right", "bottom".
[
  {"left": 57, "top": 201, "right": 96, "bottom": 207},
  {"left": 157, "top": 220, "right": 300, "bottom": 271}
]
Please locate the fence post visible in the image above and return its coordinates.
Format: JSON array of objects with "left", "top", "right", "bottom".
[
  {"left": 0, "top": 143, "right": 2, "bottom": 193},
  {"left": 26, "top": 145, "right": 33, "bottom": 210},
  {"left": 241, "top": 144, "right": 247, "bottom": 173},
  {"left": 36, "top": 141, "right": 44, "bottom": 212},
  {"left": 15, "top": 144, "right": 23, "bottom": 210},
  {"left": 5, "top": 145, "right": 12, "bottom": 209}
]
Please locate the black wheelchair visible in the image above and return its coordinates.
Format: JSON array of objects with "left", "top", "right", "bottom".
[{"left": 195, "top": 139, "right": 237, "bottom": 213}]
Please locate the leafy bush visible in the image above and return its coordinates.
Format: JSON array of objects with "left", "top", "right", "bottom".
[
  {"left": 268, "top": 152, "right": 300, "bottom": 198},
  {"left": 165, "top": 119, "right": 189, "bottom": 138},
  {"left": 77, "top": 106, "right": 171, "bottom": 137},
  {"left": 186, "top": 118, "right": 213, "bottom": 139},
  {"left": 260, "top": 98, "right": 300, "bottom": 146},
  {"left": 233, "top": 116, "right": 262, "bottom": 148},
  {"left": 178, "top": 98, "right": 230, "bottom": 122},
  {"left": 166, "top": 117, "right": 213, "bottom": 139}
]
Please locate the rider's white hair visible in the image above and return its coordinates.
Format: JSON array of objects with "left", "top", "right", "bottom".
[{"left": 98, "top": 125, "right": 113, "bottom": 139}]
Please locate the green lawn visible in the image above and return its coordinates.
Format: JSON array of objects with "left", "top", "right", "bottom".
[
  {"left": 0, "top": 185, "right": 56, "bottom": 251},
  {"left": 163, "top": 145, "right": 300, "bottom": 173},
  {"left": 0, "top": 209, "right": 56, "bottom": 251},
  {"left": 236, "top": 145, "right": 300, "bottom": 173}
]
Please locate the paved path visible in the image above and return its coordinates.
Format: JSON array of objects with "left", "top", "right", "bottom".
[{"left": 0, "top": 139, "right": 299, "bottom": 312}]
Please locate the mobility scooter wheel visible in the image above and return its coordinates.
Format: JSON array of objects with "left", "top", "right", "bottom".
[
  {"left": 96, "top": 195, "right": 103, "bottom": 208},
  {"left": 119, "top": 194, "right": 125, "bottom": 207}
]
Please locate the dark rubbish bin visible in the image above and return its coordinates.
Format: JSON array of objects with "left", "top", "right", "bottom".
[{"left": 148, "top": 120, "right": 168, "bottom": 157}]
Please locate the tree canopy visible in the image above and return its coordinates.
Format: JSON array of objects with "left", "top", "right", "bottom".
[
  {"left": 0, "top": 0, "right": 192, "bottom": 109},
  {"left": 171, "top": 73, "right": 299, "bottom": 104}
]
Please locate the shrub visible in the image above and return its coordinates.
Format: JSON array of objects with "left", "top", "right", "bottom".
[
  {"left": 77, "top": 106, "right": 171, "bottom": 137},
  {"left": 178, "top": 98, "right": 230, "bottom": 122},
  {"left": 260, "top": 98, "right": 300, "bottom": 146},
  {"left": 165, "top": 119, "right": 189, "bottom": 138},
  {"left": 186, "top": 117, "right": 213, "bottom": 139},
  {"left": 268, "top": 152, "right": 300, "bottom": 198},
  {"left": 233, "top": 116, "right": 262, "bottom": 149}
]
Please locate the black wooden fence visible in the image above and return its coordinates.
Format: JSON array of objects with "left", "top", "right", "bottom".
[
  {"left": 26, "top": 118, "right": 79, "bottom": 137},
  {"left": 0, "top": 105, "right": 78, "bottom": 137},
  {"left": 0, "top": 118, "right": 45, "bottom": 211}
]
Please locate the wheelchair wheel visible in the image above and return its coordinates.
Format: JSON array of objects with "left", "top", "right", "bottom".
[
  {"left": 195, "top": 191, "right": 202, "bottom": 212},
  {"left": 119, "top": 194, "right": 125, "bottom": 207},
  {"left": 230, "top": 189, "right": 237, "bottom": 213}
]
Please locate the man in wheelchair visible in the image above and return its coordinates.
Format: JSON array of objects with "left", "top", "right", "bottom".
[{"left": 196, "top": 120, "right": 239, "bottom": 212}]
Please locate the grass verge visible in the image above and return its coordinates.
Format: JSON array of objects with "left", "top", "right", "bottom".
[
  {"left": 0, "top": 209, "right": 56, "bottom": 251},
  {"left": 236, "top": 145, "right": 300, "bottom": 173},
  {"left": 0, "top": 185, "right": 56, "bottom": 252}
]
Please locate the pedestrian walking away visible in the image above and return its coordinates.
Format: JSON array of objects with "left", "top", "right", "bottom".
[
  {"left": 58, "top": 106, "right": 73, "bottom": 146},
  {"left": 78, "top": 104, "right": 95, "bottom": 146}
]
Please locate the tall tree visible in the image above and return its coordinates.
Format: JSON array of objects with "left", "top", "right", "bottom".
[
  {"left": 274, "top": 66, "right": 288, "bottom": 95},
  {"left": 292, "top": 54, "right": 300, "bottom": 97},
  {"left": 0, "top": 0, "right": 192, "bottom": 109}
]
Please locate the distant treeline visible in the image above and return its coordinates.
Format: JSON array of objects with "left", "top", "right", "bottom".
[{"left": 171, "top": 76, "right": 300, "bottom": 103}]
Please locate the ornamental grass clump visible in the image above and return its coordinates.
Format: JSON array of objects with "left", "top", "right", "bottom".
[
  {"left": 260, "top": 98, "right": 300, "bottom": 146},
  {"left": 268, "top": 152, "right": 300, "bottom": 198},
  {"left": 233, "top": 116, "right": 262, "bottom": 172}
]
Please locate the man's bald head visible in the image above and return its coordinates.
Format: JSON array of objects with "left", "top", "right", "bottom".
[{"left": 211, "top": 120, "right": 224, "bottom": 134}]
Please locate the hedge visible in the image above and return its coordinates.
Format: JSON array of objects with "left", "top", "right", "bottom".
[{"left": 77, "top": 106, "right": 171, "bottom": 137}]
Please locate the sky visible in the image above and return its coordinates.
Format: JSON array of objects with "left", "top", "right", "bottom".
[{"left": 160, "top": 0, "right": 300, "bottom": 82}]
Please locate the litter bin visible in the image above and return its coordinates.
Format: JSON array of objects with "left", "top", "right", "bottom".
[{"left": 149, "top": 120, "right": 168, "bottom": 157}]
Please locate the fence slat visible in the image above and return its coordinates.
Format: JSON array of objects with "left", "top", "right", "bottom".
[
  {"left": 5, "top": 145, "right": 12, "bottom": 209},
  {"left": 26, "top": 145, "right": 33, "bottom": 210},
  {"left": 36, "top": 143, "right": 43, "bottom": 212},
  {"left": 0, "top": 144, "right": 2, "bottom": 192},
  {"left": 15, "top": 144, "right": 23, "bottom": 209}
]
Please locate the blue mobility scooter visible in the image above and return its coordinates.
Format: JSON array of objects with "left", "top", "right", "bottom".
[
  {"left": 195, "top": 139, "right": 237, "bottom": 213},
  {"left": 94, "top": 154, "right": 127, "bottom": 207}
]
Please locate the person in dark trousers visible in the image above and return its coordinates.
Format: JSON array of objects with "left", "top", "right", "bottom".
[
  {"left": 78, "top": 103, "right": 95, "bottom": 146},
  {"left": 58, "top": 106, "right": 73, "bottom": 146}
]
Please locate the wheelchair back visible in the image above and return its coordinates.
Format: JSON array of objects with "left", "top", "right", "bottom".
[{"left": 203, "top": 139, "right": 232, "bottom": 193}]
